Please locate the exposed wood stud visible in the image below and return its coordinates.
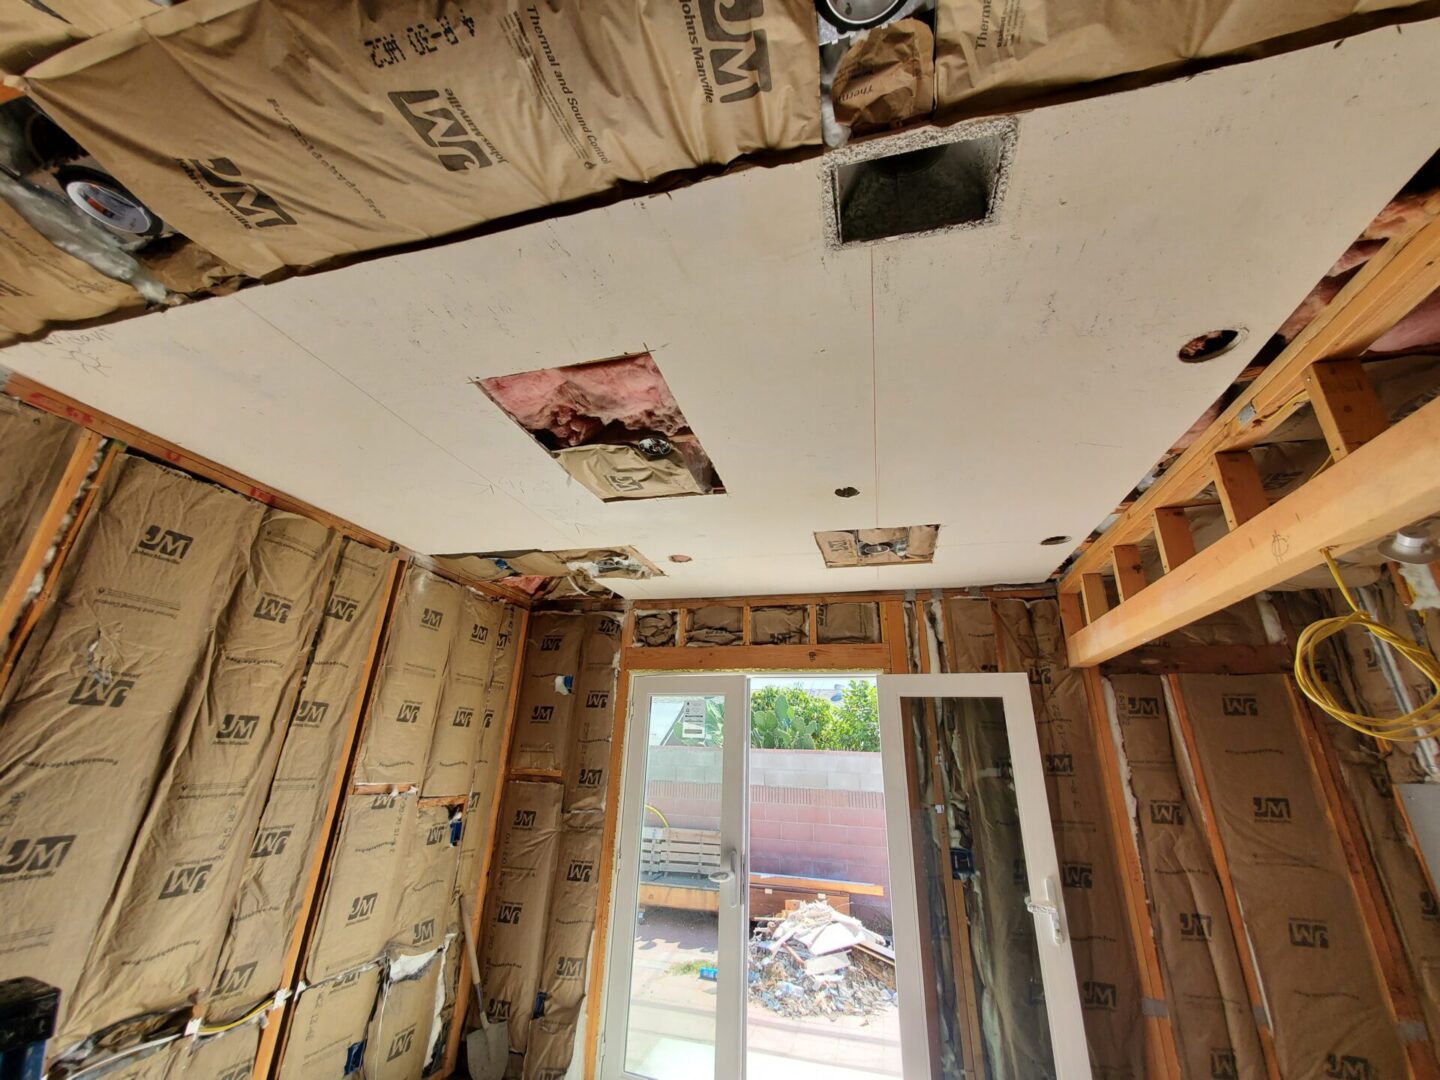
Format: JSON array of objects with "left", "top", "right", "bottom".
[
  {"left": 1304, "top": 359, "right": 1389, "bottom": 461},
  {"left": 0, "top": 429, "right": 101, "bottom": 650},
  {"left": 1167, "top": 675, "right": 1284, "bottom": 1080},
  {"left": 1212, "top": 451, "right": 1269, "bottom": 530},
  {"left": 446, "top": 607, "right": 533, "bottom": 1076},
  {"left": 1283, "top": 679, "right": 1440, "bottom": 1080},
  {"left": 939, "top": 600, "right": 989, "bottom": 1079},
  {"left": 0, "top": 439, "right": 118, "bottom": 694},
  {"left": 1111, "top": 544, "right": 1148, "bottom": 601},
  {"left": 262, "top": 556, "right": 405, "bottom": 1080},
  {"left": 1058, "top": 590, "right": 1087, "bottom": 639},
  {"left": 1151, "top": 508, "right": 1197, "bottom": 574},
  {"left": 1080, "top": 669, "right": 1182, "bottom": 1079},
  {"left": 1080, "top": 573, "right": 1111, "bottom": 623}
]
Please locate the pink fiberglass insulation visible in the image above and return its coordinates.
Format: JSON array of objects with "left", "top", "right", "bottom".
[
  {"left": 1368, "top": 286, "right": 1440, "bottom": 355},
  {"left": 479, "top": 353, "right": 689, "bottom": 448}
]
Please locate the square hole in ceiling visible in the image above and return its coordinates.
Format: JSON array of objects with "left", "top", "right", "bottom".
[
  {"left": 823, "top": 117, "right": 1017, "bottom": 248},
  {"left": 816, "top": 525, "right": 939, "bottom": 567},
  {"left": 476, "top": 352, "right": 724, "bottom": 502}
]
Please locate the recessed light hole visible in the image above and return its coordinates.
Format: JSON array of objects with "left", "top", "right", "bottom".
[
  {"left": 669, "top": 554, "right": 693, "bottom": 563},
  {"left": 834, "top": 486, "right": 860, "bottom": 498},
  {"left": 1040, "top": 535, "right": 1073, "bottom": 546},
  {"left": 1177, "top": 329, "right": 1242, "bottom": 363}
]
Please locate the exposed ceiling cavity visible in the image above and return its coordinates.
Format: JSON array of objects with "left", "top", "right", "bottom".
[
  {"left": 2, "top": 21, "right": 1438, "bottom": 599},
  {"left": 476, "top": 353, "right": 724, "bottom": 502},
  {"left": 817, "top": 526, "right": 939, "bottom": 567}
]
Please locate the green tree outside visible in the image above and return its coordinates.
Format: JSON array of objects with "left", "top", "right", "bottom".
[{"left": 748, "top": 681, "right": 879, "bottom": 752}]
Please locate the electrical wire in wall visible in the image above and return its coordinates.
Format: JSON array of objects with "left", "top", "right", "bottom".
[{"left": 1294, "top": 548, "right": 1440, "bottom": 741}]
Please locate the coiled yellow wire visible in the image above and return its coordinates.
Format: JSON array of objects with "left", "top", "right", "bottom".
[{"left": 1294, "top": 549, "right": 1440, "bottom": 742}]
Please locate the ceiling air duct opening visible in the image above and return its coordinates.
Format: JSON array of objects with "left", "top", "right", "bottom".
[{"left": 824, "top": 117, "right": 1016, "bottom": 248}]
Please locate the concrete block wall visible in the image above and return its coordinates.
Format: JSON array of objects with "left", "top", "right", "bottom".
[{"left": 643, "top": 747, "right": 892, "bottom": 925}]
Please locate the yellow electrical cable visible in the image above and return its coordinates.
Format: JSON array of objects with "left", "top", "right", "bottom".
[
  {"left": 195, "top": 996, "right": 272, "bottom": 1034},
  {"left": 1294, "top": 549, "right": 1440, "bottom": 742},
  {"left": 644, "top": 803, "right": 670, "bottom": 828}
]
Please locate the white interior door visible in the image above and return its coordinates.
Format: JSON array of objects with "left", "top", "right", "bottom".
[
  {"left": 600, "top": 673, "right": 748, "bottom": 1080},
  {"left": 878, "top": 673, "right": 1093, "bottom": 1080}
]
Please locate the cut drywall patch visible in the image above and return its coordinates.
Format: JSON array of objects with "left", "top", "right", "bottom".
[
  {"left": 822, "top": 117, "right": 1016, "bottom": 248},
  {"left": 816, "top": 524, "right": 938, "bottom": 567},
  {"left": 476, "top": 352, "right": 724, "bottom": 502}
]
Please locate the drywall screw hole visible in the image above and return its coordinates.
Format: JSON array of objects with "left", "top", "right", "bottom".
[{"left": 1177, "top": 328, "right": 1243, "bottom": 363}]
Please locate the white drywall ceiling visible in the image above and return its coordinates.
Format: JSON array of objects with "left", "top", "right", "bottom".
[{"left": 4, "top": 20, "right": 1439, "bottom": 600}]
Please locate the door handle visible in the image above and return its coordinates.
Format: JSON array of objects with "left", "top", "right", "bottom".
[
  {"left": 1025, "top": 876, "right": 1065, "bottom": 945},
  {"left": 709, "top": 849, "right": 741, "bottom": 909}
]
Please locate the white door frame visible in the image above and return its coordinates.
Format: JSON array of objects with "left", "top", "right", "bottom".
[
  {"left": 599, "top": 673, "right": 749, "bottom": 1080},
  {"left": 877, "top": 673, "right": 1093, "bottom": 1080}
]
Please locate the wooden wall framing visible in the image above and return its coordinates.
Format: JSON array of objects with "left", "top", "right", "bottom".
[{"left": 0, "top": 376, "right": 536, "bottom": 1080}]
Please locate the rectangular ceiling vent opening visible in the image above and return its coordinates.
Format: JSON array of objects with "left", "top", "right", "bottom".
[
  {"left": 476, "top": 352, "right": 724, "bottom": 502},
  {"left": 815, "top": 525, "right": 939, "bottom": 567},
  {"left": 824, "top": 117, "right": 1016, "bottom": 248}
]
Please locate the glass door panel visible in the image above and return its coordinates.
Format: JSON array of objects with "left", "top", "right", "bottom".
[
  {"left": 878, "top": 674, "right": 1092, "bottom": 1080},
  {"left": 603, "top": 675, "right": 746, "bottom": 1080}
]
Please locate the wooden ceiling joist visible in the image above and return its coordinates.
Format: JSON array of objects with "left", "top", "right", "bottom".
[
  {"left": 1067, "top": 394, "right": 1440, "bottom": 665},
  {"left": 1060, "top": 207, "right": 1440, "bottom": 667}
]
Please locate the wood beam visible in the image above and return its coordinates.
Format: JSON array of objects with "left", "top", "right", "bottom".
[
  {"left": 1151, "top": 508, "right": 1196, "bottom": 573},
  {"left": 1, "top": 370, "right": 392, "bottom": 549},
  {"left": 1303, "top": 359, "right": 1388, "bottom": 461},
  {"left": 1066, "top": 395, "right": 1440, "bottom": 666},
  {"left": 1099, "top": 643, "right": 1292, "bottom": 676},
  {"left": 620, "top": 641, "right": 889, "bottom": 672},
  {"left": 1212, "top": 451, "right": 1268, "bottom": 530},
  {"left": 1061, "top": 211, "right": 1440, "bottom": 590},
  {"left": 1110, "top": 544, "right": 1148, "bottom": 601}
]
